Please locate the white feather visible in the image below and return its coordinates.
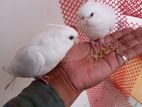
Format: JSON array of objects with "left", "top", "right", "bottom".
[{"left": 77, "top": 1, "right": 116, "bottom": 40}]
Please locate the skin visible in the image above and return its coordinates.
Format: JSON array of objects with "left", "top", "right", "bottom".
[{"left": 41, "top": 27, "right": 142, "bottom": 107}]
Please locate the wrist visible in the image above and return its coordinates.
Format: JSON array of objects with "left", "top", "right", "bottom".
[{"left": 39, "top": 67, "right": 81, "bottom": 107}]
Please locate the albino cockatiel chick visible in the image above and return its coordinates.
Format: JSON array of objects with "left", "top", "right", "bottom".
[
  {"left": 3, "top": 24, "right": 78, "bottom": 89},
  {"left": 77, "top": 1, "right": 116, "bottom": 51}
]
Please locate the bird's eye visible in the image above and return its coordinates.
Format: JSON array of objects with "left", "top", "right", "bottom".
[
  {"left": 90, "top": 12, "right": 94, "bottom": 17},
  {"left": 69, "top": 35, "right": 74, "bottom": 40}
]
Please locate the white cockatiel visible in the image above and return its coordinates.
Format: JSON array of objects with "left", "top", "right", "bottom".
[
  {"left": 77, "top": 1, "right": 116, "bottom": 48},
  {"left": 3, "top": 24, "right": 78, "bottom": 89}
]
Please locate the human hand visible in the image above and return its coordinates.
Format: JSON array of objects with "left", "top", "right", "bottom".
[{"left": 40, "top": 27, "right": 142, "bottom": 106}]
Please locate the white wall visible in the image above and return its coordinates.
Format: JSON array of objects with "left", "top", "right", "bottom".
[{"left": 0, "top": 0, "right": 64, "bottom": 106}]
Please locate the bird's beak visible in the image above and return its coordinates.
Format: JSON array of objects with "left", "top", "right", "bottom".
[{"left": 73, "top": 37, "right": 79, "bottom": 45}]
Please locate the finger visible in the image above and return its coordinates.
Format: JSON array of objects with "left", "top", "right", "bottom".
[
  {"left": 123, "top": 39, "right": 140, "bottom": 47},
  {"left": 112, "top": 31, "right": 142, "bottom": 53},
  {"left": 133, "top": 27, "right": 142, "bottom": 38},
  {"left": 115, "top": 41, "right": 127, "bottom": 53},
  {"left": 132, "top": 27, "right": 142, "bottom": 42},
  {"left": 115, "top": 38, "right": 140, "bottom": 53},
  {"left": 115, "top": 43, "right": 142, "bottom": 66},
  {"left": 115, "top": 32, "right": 138, "bottom": 47},
  {"left": 105, "top": 28, "right": 134, "bottom": 43},
  {"left": 132, "top": 43, "right": 142, "bottom": 56},
  {"left": 119, "top": 32, "right": 135, "bottom": 41},
  {"left": 113, "top": 28, "right": 142, "bottom": 49},
  {"left": 116, "top": 48, "right": 136, "bottom": 66}
]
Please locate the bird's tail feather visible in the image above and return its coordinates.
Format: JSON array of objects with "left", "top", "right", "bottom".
[{"left": 4, "top": 76, "right": 17, "bottom": 90}]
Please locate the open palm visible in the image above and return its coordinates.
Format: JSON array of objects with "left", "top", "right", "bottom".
[{"left": 47, "top": 27, "right": 142, "bottom": 92}]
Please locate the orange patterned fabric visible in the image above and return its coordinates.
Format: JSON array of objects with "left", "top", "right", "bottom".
[
  {"left": 87, "top": 80, "right": 131, "bottom": 107},
  {"left": 110, "top": 56, "right": 142, "bottom": 96},
  {"left": 59, "top": 0, "right": 142, "bottom": 106}
]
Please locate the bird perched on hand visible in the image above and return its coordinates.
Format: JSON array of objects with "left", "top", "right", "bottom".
[
  {"left": 3, "top": 24, "right": 78, "bottom": 89},
  {"left": 77, "top": 1, "right": 116, "bottom": 52}
]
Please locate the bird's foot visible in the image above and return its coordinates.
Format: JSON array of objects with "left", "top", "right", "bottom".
[
  {"left": 91, "top": 40, "right": 100, "bottom": 53},
  {"left": 99, "top": 38, "right": 106, "bottom": 49},
  {"left": 90, "top": 40, "right": 104, "bottom": 60}
]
